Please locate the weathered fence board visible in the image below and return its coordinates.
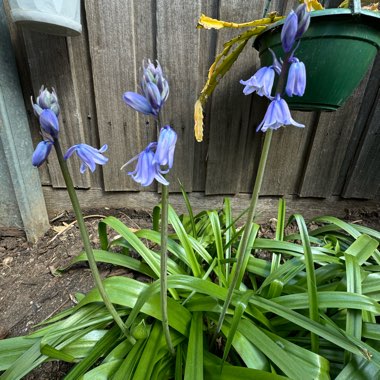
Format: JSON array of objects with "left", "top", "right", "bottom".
[
  {"left": 22, "top": 31, "right": 90, "bottom": 189},
  {"left": 260, "top": 111, "right": 317, "bottom": 195},
  {"left": 157, "top": 0, "right": 205, "bottom": 192},
  {"left": 3, "top": 0, "right": 379, "bottom": 227},
  {"left": 192, "top": 0, "right": 218, "bottom": 192},
  {"left": 299, "top": 71, "right": 371, "bottom": 198},
  {"left": 337, "top": 53, "right": 380, "bottom": 197},
  {"left": 205, "top": 0, "right": 269, "bottom": 195},
  {"left": 66, "top": 1, "right": 103, "bottom": 189},
  {"left": 343, "top": 89, "right": 380, "bottom": 199},
  {"left": 85, "top": 0, "right": 155, "bottom": 191}
]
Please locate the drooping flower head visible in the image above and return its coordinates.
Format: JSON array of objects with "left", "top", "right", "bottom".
[
  {"left": 32, "top": 139, "right": 53, "bottom": 167},
  {"left": 153, "top": 125, "right": 177, "bottom": 169},
  {"left": 240, "top": 49, "right": 281, "bottom": 98},
  {"left": 39, "top": 109, "right": 60, "bottom": 139},
  {"left": 64, "top": 143, "right": 108, "bottom": 174},
  {"left": 123, "top": 59, "right": 169, "bottom": 117},
  {"left": 240, "top": 66, "right": 275, "bottom": 98},
  {"left": 122, "top": 142, "right": 169, "bottom": 187},
  {"left": 257, "top": 94, "right": 305, "bottom": 132},
  {"left": 32, "top": 85, "right": 60, "bottom": 117},
  {"left": 286, "top": 57, "right": 306, "bottom": 97}
]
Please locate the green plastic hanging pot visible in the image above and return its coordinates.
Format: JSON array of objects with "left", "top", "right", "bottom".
[{"left": 253, "top": 9, "right": 380, "bottom": 111}]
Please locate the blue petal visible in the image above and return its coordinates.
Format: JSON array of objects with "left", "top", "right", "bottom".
[
  {"left": 32, "top": 140, "right": 53, "bottom": 167},
  {"left": 123, "top": 92, "right": 155, "bottom": 116},
  {"left": 281, "top": 10, "right": 298, "bottom": 53},
  {"left": 39, "top": 109, "right": 59, "bottom": 138}
]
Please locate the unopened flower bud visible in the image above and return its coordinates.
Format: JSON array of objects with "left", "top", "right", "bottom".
[{"left": 295, "top": 4, "right": 310, "bottom": 38}]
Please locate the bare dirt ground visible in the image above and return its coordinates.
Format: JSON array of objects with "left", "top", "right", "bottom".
[
  {"left": 0, "top": 208, "right": 153, "bottom": 379},
  {"left": 0, "top": 206, "right": 379, "bottom": 379}
]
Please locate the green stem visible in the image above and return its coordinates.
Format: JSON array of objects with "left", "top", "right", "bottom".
[
  {"left": 54, "top": 141, "right": 133, "bottom": 342},
  {"left": 214, "top": 130, "right": 273, "bottom": 337},
  {"left": 160, "top": 184, "right": 175, "bottom": 355},
  {"left": 214, "top": 51, "right": 292, "bottom": 338}
]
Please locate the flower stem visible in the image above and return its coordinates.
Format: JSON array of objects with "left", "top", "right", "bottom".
[
  {"left": 214, "top": 52, "right": 292, "bottom": 338},
  {"left": 54, "top": 141, "right": 133, "bottom": 342},
  {"left": 160, "top": 184, "right": 175, "bottom": 356}
]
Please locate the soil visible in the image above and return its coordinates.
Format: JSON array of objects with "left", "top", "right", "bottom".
[
  {"left": 0, "top": 206, "right": 379, "bottom": 379},
  {"left": 0, "top": 208, "right": 153, "bottom": 379}
]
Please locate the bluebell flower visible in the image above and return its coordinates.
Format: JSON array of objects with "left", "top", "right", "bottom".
[
  {"left": 257, "top": 94, "right": 305, "bottom": 132},
  {"left": 286, "top": 58, "right": 306, "bottom": 97},
  {"left": 153, "top": 126, "right": 177, "bottom": 169},
  {"left": 123, "top": 59, "right": 169, "bottom": 117},
  {"left": 281, "top": 10, "right": 298, "bottom": 53},
  {"left": 240, "top": 49, "right": 281, "bottom": 98},
  {"left": 295, "top": 4, "right": 310, "bottom": 39},
  {"left": 64, "top": 143, "right": 108, "bottom": 174},
  {"left": 32, "top": 140, "right": 53, "bottom": 167},
  {"left": 32, "top": 86, "right": 60, "bottom": 117},
  {"left": 240, "top": 66, "right": 275, "bottom": 97},
  {"left": 122, "top": 143, "right": 169, "bottom": 187},
  {"left": 123, "top": 92, "right": 157, "bottom": 116},
  {"left": 39, "top": 109, "right": 59, "bottom": 139}
]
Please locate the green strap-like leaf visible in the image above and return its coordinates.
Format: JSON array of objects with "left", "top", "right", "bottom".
[
  {"left": 184, "top": 312, "right": 203, "bottom": 380},
  {"left": 289, "top": 214, "right": 320, "bottom": 353}
]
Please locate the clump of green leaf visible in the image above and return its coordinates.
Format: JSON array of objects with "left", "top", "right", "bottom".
[{"left": 1, "top": 198, "right": 380, "bottom": 379}]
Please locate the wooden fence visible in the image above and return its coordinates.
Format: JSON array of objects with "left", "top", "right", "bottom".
[{"left": 4, "top": 0, "right": 380, "bottom": 222}]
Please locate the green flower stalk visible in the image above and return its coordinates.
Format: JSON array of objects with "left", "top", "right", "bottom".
[
  {"left": 214, "top": 5, "right": 312, "bottom": 343},
  {"left": 122, "top": 62, "right": 177, "bottom": 354},
  {"left": 54, "top": 141, "right": 132, "bottom": 341},
  {"left": 31, "top": 88, "right": 132, "bottom": 341}
]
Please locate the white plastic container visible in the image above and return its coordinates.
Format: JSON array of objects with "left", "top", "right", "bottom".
[{"left": 9, "top": 0, "right": 82, "bottom": 36}]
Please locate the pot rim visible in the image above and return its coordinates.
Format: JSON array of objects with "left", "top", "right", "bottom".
[{"left": 253, "top": 8, "right": 380, "bottom": 49}]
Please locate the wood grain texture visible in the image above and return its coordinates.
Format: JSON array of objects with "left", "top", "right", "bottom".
[
  {"left": 156, "top": 0, "right": 204, "bottom": 192},
  {"left": 85, "top": 0, "right": 154, "bottom": 191},
  {"left": 335, "top": 53, "right": 380, "bottom": 197},
  {"left": 4, "top": 0, "right": 379, "bottom": 204},
  {"left": 343, "top": 89, "right": 380, "bottom": 199},
  {"left": 299, "top": 72, "right": 371, "bottom": 198},
  {"left": 3, "top": 0, "right": 51, "bottom": 185},
  {"left": 42, "top": 187, "right": 380, "bottom": 223},
  {"left": 204, "top": 0, "right": 270, "bottom": 195},
  {"left": 22, "top": 31, "right": 90, "bottom": 189},
  {"left": 192, "top": 0, "right": 218, "bottom": 192},
  {"left": 260, "top": 111, "right": 316, "bottom": 195},
  {"left": 66, "top": 0, "right": 102, "bottom": 188}
]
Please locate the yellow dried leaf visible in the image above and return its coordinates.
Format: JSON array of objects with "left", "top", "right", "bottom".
[
  {"left": 197, "top": 13, "right": 283, "bottom": 30},
  {"left": 302, "top": 0, "right": 324, "bottom": 11},
  {"left": 194, "top": 100, "right": 204, "bottom": 142}
]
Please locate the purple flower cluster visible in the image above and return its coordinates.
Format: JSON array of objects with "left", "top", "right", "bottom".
[
  {"left": 31, "top": 87, "right": 61, "bottom": 167},
  {"left": 123, "top": 60, "right": 169, "bottom": 117},
  {"left": 31, "top": 87, "right": 108, "bottom": 172},
  {"left": 240, "top": 4, "right": 310, "bottom": 132},
  {"left": 122, "top": 126, "right": 177, "bottom": 187},
  {"left": 122, "top": 61, "right": 177, "bottom": 187}
]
